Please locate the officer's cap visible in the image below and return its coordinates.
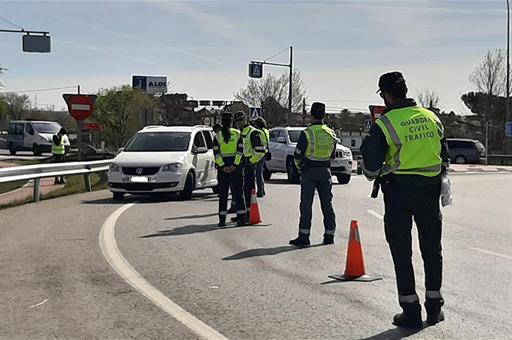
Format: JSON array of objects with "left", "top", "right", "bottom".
[
  {"left": 377, "top": 71, "right": 406, "bottom": 93},
  {"left": 234, "top": 111, "right": 246, "bottom": 122},
  {"left": 310, "top": 102, "right": 326, "bottom": 118},
  {"left": 221, "top": 112, "right": 233, "bottom": 120}
]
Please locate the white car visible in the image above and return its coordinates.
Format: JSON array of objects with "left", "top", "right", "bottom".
[
  {"left": 108, "top": 125, "right": 218, "bottom": 201},
  {"left": 265, "top": 127, "right": 353, "bottom": 184},
  {"left": 7, "top": 120, "right": 70, "bottom": 155}
]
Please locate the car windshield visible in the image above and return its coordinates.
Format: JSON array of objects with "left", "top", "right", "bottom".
[
  {"left": 33, "top": 122, "right": 61, "bottom": 134},
  {"left": 124, "top": 132, "right": 191, "bottom": 152},
  {"left": 288, "top": 130, "right": 303, "bottom": 143}
]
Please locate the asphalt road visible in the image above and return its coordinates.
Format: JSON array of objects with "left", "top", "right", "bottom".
[{"left": 0, "top": 173, "right": 511, "bottom": 339}]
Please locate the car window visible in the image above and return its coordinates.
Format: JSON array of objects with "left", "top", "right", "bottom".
[
  {"left": 193, "top": 132, "right": 206, "bottom": 148},
  {"left": 288, "top": 130, "right": 302, "bottom": 143},
  {"left": 32, "top": 122, "right": 61, "bottom": 134},
  {"left": 26, "top": 124, "right": 34, "bottom": 135},
  {"left": 270, "top": 129, "right": 280, "bottom": 142},
  {"left": 448, "top": 140, "right": 473, "bottom": 149},
  {"left": 124, "top": 132, "right": 191, "bottom": 152},
  {"left": 201, "top": 131, "right": 213, "bottom": 149}
]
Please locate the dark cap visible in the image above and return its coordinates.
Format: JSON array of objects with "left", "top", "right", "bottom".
[
  {"left": 234, "top": 111, "right": 246, "bottom": 122},
  {"left": 310, "top": 102, "right": 326, "bottom": 117},
  {"left": 377, "top": 71, "right": 406, "bottom": 93},
  {"left": 221, "top": 112, "right": 233, "bottom": 120}
]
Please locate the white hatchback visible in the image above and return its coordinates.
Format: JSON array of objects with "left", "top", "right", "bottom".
[{"left": 108, "top": 125, "right": 218, "bottom": 200}]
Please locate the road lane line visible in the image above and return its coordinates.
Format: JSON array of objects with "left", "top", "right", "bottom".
[
  {"left": 469, "top": 247, "right": 512, "bottom": 261},
  {"left": 367, "top": 209, "right": 384, "bottom": 220},
  {"left": 99, "top": 204, "right": 229, "bottom": 340},
  {"left": 28, "top": 298, "right": 48, "bottom": 309}
]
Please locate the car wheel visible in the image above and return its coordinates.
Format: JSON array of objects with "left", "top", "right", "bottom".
[
  {"left": 113, "top": 192, "right": 124, "bottom": 201},
  {"left": 8, "top": 143, "right": 16, "bottom": 155},
  {"left": 179, "top": 171, "right": 195, "bottom": 200},
  {"left": 286, "top": 158, "right": 301, "bottom": 184},
  {"left": 454, "top": 155, "right": 466, "bottom": 164},
  {"left": 32, "top": 144, "right": 42, "bottom": 156},
  {"left": 263, "top": 164, "right": 272, "bottom": 180},
  {"left": 337, "top": 174, "right": 351, "bottom": 184}
]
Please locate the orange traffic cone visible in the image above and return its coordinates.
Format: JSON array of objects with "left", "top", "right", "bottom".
[
  {"left": 329, "top": 220, "right": 382, "bottom": 282},
  {"left": 249, "top": 188, "right": 262, "bottom": 225}
]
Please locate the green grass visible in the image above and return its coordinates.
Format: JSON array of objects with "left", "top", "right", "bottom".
[{"left": 0, "top": 180, "right": 28, "bottom": 195}]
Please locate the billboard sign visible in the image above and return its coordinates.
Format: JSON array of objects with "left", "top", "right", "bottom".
[{"left": 132, "top": 75, "right": 168, "bottom": 94}]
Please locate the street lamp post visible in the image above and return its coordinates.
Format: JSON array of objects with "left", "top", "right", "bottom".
[{"left": 507, "top": 0, "right": 510, "bottom": 124}]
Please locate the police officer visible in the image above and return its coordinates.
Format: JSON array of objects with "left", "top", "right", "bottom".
[
  {"left": 233, "top": 111, "right": 266, "bottom": 221},
  {"left": 253, "top": 117, "right": 270, "bottom": 197},
  {"left": 290, "top": 102, "right": 337, "bottom": 246},
  {"left": 361, "top": 71, "right": 450, "bottom": 329},
  {"left": 52, "top": 129, "right": 66, "bottom": 184},
  {"left": 213, "top": 112, "right": 247, "bottom": 227}
]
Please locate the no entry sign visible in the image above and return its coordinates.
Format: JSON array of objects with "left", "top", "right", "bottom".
[{"left": 62, "top": 94, "right": 97, "bottom": 121}]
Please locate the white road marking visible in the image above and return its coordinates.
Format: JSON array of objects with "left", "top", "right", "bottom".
[
  {"left": 367, "top": 209, "right": 384, "bottom": 220},
  {"left": 99, "top": 204, "right": 228, "bottom": 340},
  {"left": 469, "top": 247, "right": 512, "bottom": 261},
  {"left": 28, "top": 298, "right": 48, "bottom": 309}
]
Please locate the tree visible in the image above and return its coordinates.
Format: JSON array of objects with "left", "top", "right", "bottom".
[
  {"left": 417, "top": 89, "right": 440, "bottom": 110},
  {"left": 469, "top": 49, "right": 505, "bottom": 96},
  {"left": 234, "top": 69, "right": 307, "bottom": 113},
  {"left": 94, "top": 85, "right": 156, "bottom": 149},
  {"left": 1, "top": 93, "right": 30, "bottom": 120}
]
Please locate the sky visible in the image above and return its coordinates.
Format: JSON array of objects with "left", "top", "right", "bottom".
[{"left": 0, "top": 0, "right": 507, "bottom": 114}]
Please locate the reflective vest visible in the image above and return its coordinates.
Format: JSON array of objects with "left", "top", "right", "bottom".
[
  {"left": 260, "top": 128, "right": 270, "bottom": 153},
  {"left": 215, "top": 128, "right": 242, "bottom": 167},
  {"left": 52, "top": 135, "right": 65, "bottom": 155},
  {"left": 304, "top": 124, "right": 337, "bottom": 162},
  {"left": 375, "top": 106, "right": 443, "bottom": 177},
  {"left": 242, "top": 125, "right": 265, "bottom": 164}
]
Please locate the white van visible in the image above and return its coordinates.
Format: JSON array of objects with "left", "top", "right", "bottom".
[{"left": 7, "top": 120, "right": 70, "bottom": 156}]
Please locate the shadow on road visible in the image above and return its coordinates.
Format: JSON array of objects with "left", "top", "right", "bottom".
[
  {"left": 140, "top": 223, "right": 219, "bottom": 238},
  {"left": 223, "top": 244, "right": 324, "bottom": 260},
  {"left": 81, "top": 192, "right": 217, "bottom": 205},
  {"left": 164, "top": 212, "right": 218, "bottom": 220},
  {"left": 359, "top": 326, "right": 424, "bottom": 340}
]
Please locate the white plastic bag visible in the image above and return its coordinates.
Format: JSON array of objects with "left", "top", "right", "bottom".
[{"left": 440, "top": 174, "right": 453, "bottom": 207}]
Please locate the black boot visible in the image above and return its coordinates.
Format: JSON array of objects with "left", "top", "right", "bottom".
[
  {"left": 323, "top": 234, "right": 334, "bottom": 245},
  {"left": 289, "top": 233, "right": 310, "bottom": 247},
  {"left": 236, "top": 214, "right": 248, "bottom": 227},
  {"left": 227, "top": 206, "right": 236, "bottom": 214},
  {"left": 393, "top": 303, "right": 423, "bottom": 329},
  {"left": 218, "top": 215, "right": 226, "bottom": 228},
  {"left": 425, "top": 298, "right": 445, "bottom": 325}
]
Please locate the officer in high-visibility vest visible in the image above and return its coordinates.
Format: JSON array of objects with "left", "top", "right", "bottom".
[
  {"left": 52, "top": 130, "right": 66, "bottom": 184},
  {"left": 290, "top": 102, "right": 337, "bottom": 246},
  {"left": 233, "top": 111, "right": 266, "bottom": 221},
  {"left": 253, "top": 117, "right": 270, "bottom": 198},
  {"left": 212, "top": 112, "right": 247, "bottom": 227},
  {"left": 361, "top": 71, "right": 450, "bottom": 329}
]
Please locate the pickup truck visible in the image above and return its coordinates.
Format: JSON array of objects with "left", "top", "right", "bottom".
[{"left": 264, "top": 127, "right": 353, "bottom": 184}]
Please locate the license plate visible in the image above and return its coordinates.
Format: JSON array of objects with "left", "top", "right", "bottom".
[{"left": 130, "top": 176, "right": 148, "bottom": 183}]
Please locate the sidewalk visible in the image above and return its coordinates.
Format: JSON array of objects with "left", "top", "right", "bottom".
[{"left": 449, "top": 164, "right": 512, "bottom": 173}]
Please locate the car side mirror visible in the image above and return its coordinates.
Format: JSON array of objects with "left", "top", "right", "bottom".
[
  {"left": 117, "top": 147, "right": 124, "bottom": 154},
  {"left": 276, "top": 136, "right": 286, "bottom": 144},
  {"left": 28, "top": 129, "right": 34, "bottom": 135},
  {"left": 193, "top": 146, "right": 208, "bottom": 154}
]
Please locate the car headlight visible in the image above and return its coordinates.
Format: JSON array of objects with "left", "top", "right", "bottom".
[
  {"left": 162, "top": 163, "right": 183, "bottom": 172},
  {"left": 109, "top": 164, "right": 120, "bottom": 172},
  {"left": 342, "top": 150, "right": 352, "bottom": 158}
]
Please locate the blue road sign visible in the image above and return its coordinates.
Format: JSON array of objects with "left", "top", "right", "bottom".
[
  {"left": 364, "top": 118, "right": 372, "bottom": 132},
  {"left": 249, "top": 63, "right": 263, "bottom": 78},
  {"left": 506, "top": 122, "right": 512, "bottom": 137},
  {"left": 250, "top": 107, "right": 262, "bottom": 120},
  {"left": 132, "top": 76, "right": 147, "bottom": 91}
]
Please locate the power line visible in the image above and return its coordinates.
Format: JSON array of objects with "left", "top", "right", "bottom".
[
  {"left": 0, "top": 85, "right": 78, "bottom": 94},
  {"left": 0, "top": 16, "right": 24, "bottom": 30}
]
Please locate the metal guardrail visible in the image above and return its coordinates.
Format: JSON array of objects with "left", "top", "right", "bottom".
[{"left": 0, "top": 160, "right": 111, "bottom": 202}]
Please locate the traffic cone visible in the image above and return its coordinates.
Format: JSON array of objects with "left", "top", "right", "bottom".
[
  {"left": 329, "top": 220, "right": 382, "bottom": 282},
  {"left": 249, "top": 188, "right": 262, "bottom": 225}
]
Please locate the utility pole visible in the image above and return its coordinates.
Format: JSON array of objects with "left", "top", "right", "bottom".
[
  {"left": 302, "top": 97, "right": 306, "bottom": 125},
  {"left": 77, "top": 85, "right": 83, "bottom": 160},
  {"left": 507, "top": 0, "right": 510, "bottom": 123},
  {"left": 289, "top": 46, "right": 293, "bottom": 117}
]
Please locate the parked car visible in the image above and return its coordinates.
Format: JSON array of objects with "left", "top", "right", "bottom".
[
  {"left": 107, "top": 125, "right": 218, "bottom": 201},
  {"left": 265, "top": 126, "right": 353, "bottom": 184},
  {"left": 446, "top": 138, "right": 486, "bottom": 164},
  {"left": 7, "top": 120, "right": 70, "bottom": 155}
]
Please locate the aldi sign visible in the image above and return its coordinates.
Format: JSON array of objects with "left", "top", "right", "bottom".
[{"left": 132, "top": 75, "right": 168, "bottom": 94}]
